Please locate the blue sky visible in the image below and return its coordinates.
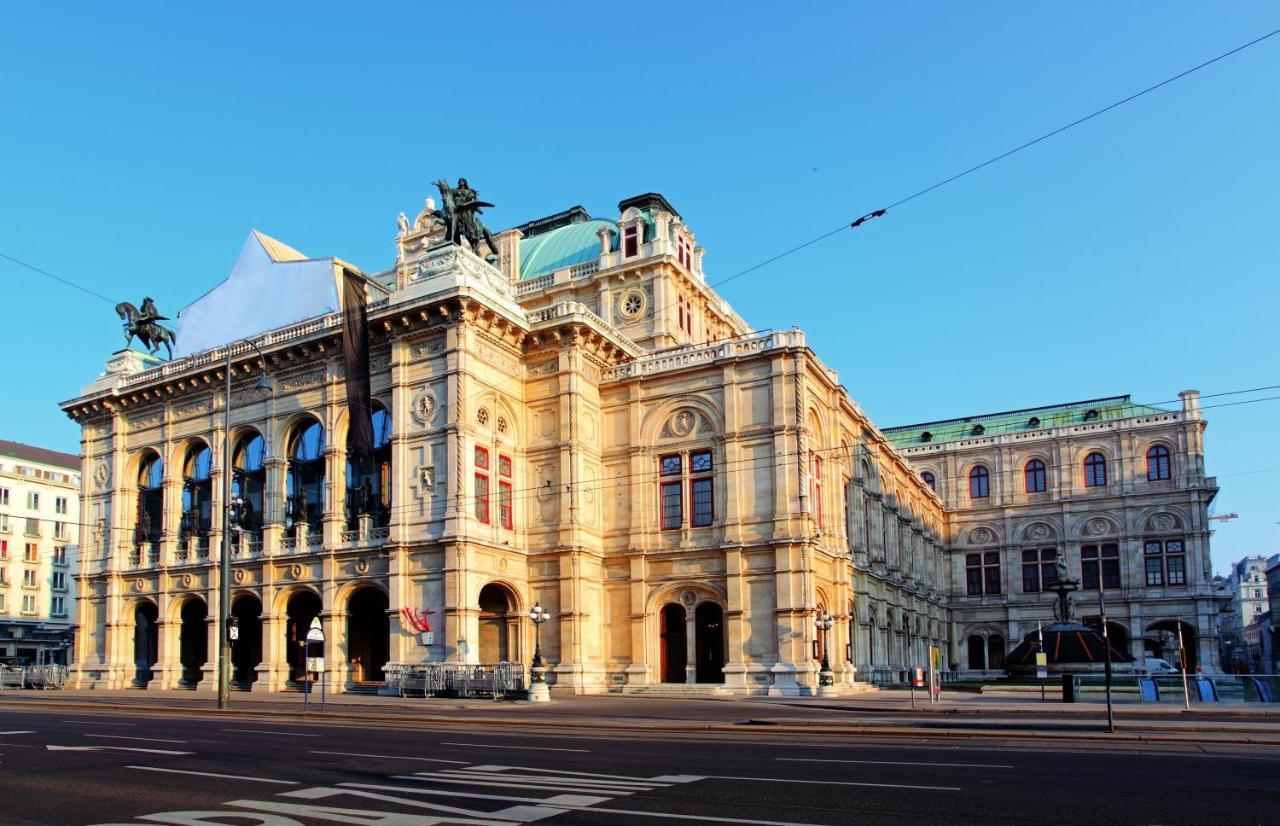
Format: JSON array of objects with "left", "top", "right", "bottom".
[{"left": 1, "top": 3, "right": 1276, "bottom": 573}]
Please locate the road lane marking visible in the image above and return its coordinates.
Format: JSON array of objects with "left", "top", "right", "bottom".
[
  {"left": 340, "top": 781, "right": 610, "bottom": 806},
  {"left": 310, "top": 750, "right": 468, "bottom": 764},
  {"left": 222, "top": 728, "right": 321, "bottom": 738},
  {"left": 472, "top": 764, "right": 688, "bottom": 782},
  {"left": 46, "top": 742, "right": 190, "bottom": 753},
  {"left": 398, "top": 773, "right": 654, "bottom": 795},
  {"left": 0, "top": 731, "right": 35, "bottom": 735},
  {"left": 778, "top": 757, "right": 1014, "bottom": 769},
  {"left": 441, "top": 741, "right": 590, "bottom": 753},
  {"left": 706, "top": 774, "right": 961, "bottom": 791},
  {"left": 86, "top": 734, "right": 188, "bottom": 745},
  {"left": 125, "top": 765, "right": 299, "bottom": 785},
  {"left": 58, "top": 720, "right": 134, "bottom": 726},
  {"left": 540, "top": 804, "right": 826, "bottom": 825},
  {"left": 449, "top": 770, "right": 663, "bottom": 790}
]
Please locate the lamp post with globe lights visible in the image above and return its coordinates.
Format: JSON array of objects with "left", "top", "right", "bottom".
[
  {"left": 527, "top": 602, "right": 550, "bottom": 702},
  {"left": 815, "top": 611, "right": 835, "bottom": 697}
]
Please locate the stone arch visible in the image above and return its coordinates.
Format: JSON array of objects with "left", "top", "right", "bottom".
[
  {"left": 129, "top": 597, "right": 160, "bottom": 687},
  {"left": 477, "top": 582, "right": 521, "bottom": 664},
  {"left": 1136, "top": 506, "right": 1187, "bottom": 535},
  {"left": 346, "top": 584, "right": 390, "bottom": 682},
  {"left": 965, "top": 524, "right": 1002, "bottom": 546},
  {"left": 1019, "top": 520, "right": 1060, "bottom": 543},
  {"left": 169, "top": 435, "right": 211, "bottom": 474},
  {"left": 638, "top": 394, "right": 724, "bottom": 445},
  {"left": 1073, "top": 444, "right": 1118, "bottom": 483},
  {"left": 174, "top": 594, "right": 209, "bottom": 686},
  {"left": 1071, "top": 512, "right": 1121, "bottom": 539}
]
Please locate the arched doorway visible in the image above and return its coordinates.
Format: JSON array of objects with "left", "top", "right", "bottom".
[
  {"left": 478, "top": 584, "right": 517, "bottom": 663},
  {"left": 231, "top": 594, "right": 263, "bottom": 687},
  {"left": 285, "top": 590, "right": 323, "bottom": 682},
  {"left": 178, "top": 597, "right": 208, "bottom": 686},
  {"left": 133, "top": 601, "right": 158, "bottom": 686},
  {"left": 346, "top": 587, "right": 390, "bottom": 682},
  {"left": 1146, "top": 620, "right": 1197, "bottom": 671},
  {"left": 967, "top": 635, "right": 985, "bottom": 670},
  {"left": 660, "top": 603, "right": 687, "bottom": 683},
  {"left": 694, "top": 603, "right": 725, "bottom": 684},
  {"left": 987, "top": 634, "right": 1006, "bottom": 670}
]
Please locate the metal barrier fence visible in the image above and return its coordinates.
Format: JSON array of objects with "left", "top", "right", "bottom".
[
  {"left": 0, "top": 665, "right": 69, "bottom": 690},
  {"left": 1074, "top": 673, "right": 1280, "bottom": 704},
  {"left": 384, "top": 662, "right": 527, "bottom": 700}
]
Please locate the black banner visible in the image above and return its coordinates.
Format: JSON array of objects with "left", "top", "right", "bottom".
[{"left": 341, "top": 268, "right": 373, "bottom": 465}]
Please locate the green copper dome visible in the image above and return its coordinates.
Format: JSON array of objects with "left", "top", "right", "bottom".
[{"left": 518, "top": 219, "right": 616, "bottom": 281}]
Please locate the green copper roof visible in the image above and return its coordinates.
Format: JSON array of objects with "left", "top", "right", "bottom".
[
  {"left": 882, "top": 395, "right": 1172, "bottom": 446},
  {"left": 518, "top": 218, "right": 616, "bottom": 280}
]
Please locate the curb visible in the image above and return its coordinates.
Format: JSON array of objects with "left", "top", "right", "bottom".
[{"left": 2, "top": 698, "right": 1278, "bottom": 746}]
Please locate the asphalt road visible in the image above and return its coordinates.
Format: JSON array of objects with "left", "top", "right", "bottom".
[{"left": 0, "top": 706, "right": 1276, "bottom": 825}]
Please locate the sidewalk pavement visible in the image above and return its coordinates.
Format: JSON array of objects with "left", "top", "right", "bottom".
[{"left": 2, "top": 688, "right": 1279, "bottom": 744}]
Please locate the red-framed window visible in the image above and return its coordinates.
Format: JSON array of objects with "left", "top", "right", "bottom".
[
  {"left": 660, "top": 454, "right": 682, "bottom": 530},
  {"left": 1024, "top": 459, "right": 1046, "bottom": 493},
  {"left": 474, "top": 446, "right": 490, "bottom": 524},
  {"left": 1146, "top": 445, "right": 1171, "bottom": 481},
  {"left": 969, "top": 465, "right": 990, "bottom": 499},
  {"left": 498, "top": 452, "right": 513, "bottom": 529},
  {"left": 623, "top": 225, "right": 638, "bottom": 257},
  {"left": 810, "top": 453, "right": 824, "bottom": 528},
  {"left": 691, "top": 450, "right": 713, "bottom": 527},
  {"left": 1084, "top": 452, "right": 1107, "bottom": 487}
]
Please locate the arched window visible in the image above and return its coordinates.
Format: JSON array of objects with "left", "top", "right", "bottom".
[
  {"left": 971, "top": 424, "right": 985, "bottom": 436},
  {"left": 969, "top": 465, "right": 990, "bottom": 499},
  {"left": 180, "top": 444, "right": 212, "bottom": 554},
  {"left": 286, "top": 418, "right": 326, "bottom": 533},
  {"left": 921, "top": 471, "right": 936, "bottom": 492},
  {"left": 1024, "top": 459, "right": 1046, "bottom": 493},
  {"left": 135, "top": 452, "right": 164, "bottom": 556},
  {"left": 1084, "top": 452, "right": 1107, "bottom": 487},
  {"left": 233, "top": 431, "right": 266, "bottom": 539},
  {"left": 920, "top": 431, "right": 932, "bottom": 443},
  {"left": 1146, "top": 445, "right": 1171, "bottom": 481},
  {"left": 346, "top": 405, "right": 393, "bottom": 530}
]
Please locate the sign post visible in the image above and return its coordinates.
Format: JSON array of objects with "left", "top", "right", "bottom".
[
  {"left": 1037, "top": 622, "right": 1046, "bottom": 702},
  {"left": 305, "top": 617, "right": 325, "bottom": 713}
]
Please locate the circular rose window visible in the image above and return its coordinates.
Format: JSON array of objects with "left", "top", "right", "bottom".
[{"left": 619, "top": 289, "right": 646, "bottom": 319}]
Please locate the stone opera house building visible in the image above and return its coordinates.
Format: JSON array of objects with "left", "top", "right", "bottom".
[{"left": 60, "top": 187, "right": 1224, "bottom": 695}]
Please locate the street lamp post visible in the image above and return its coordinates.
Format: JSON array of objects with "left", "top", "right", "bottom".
[
  {"left": 527, "top": 602, "right": 550, "bottom": 702},
  {"left": 815, "top": 612, "right": 835, "bottom": 697},
  {"left": 217, "top": 340, "right": 272, "bottom": 711}
]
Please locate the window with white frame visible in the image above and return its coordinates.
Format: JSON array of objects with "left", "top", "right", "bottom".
[
  {"left": 21, "top": 594, "right": 36, "bottom": 614},
  {"left": 1144, "top": 538, "right": 1186, "bottom": 586},
  {"left": 55, "top": 496, "right": 68, "bottom": 515},
  {"left": 52, "top": 546, "right": 67, "bottom": 565},
  {"left": 51, "top": 596, "right": 65, "bottom": 616},
  {"left": 26, "top": 491, "right": 39, "bottom": 510},
  {"left": 22, "top": 569, "right": 37, "bottom": 588},
  {"left": 0, "top": 514, "right": 7, "bottom": 533},
  {"left": 24, "top": 518, "right": 39, "bottom": 537},
  {"left": 23, "top": 543, "right": 37, "bottom": 562},
  {"left": 0, "top": 487, "right": 8, "bottom": 506},
  {"left": 54, "top": 521, "right": 66, "bottom": 539},
  {"left": 52, "top": 571, "right": 67, "bottom": 591}
]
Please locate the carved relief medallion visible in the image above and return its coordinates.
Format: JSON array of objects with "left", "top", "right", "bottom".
[
  {"left": 671, "top": 410, "right": 695, "bottom": 437},
  {"left": 355, "top": 558, "right": 370, "bottom": 575},
  {"left": 410, "top": 388, "right": 437, "bottom": 426},
  {"left": 93, "top": 461, "right": 111, "bottom": 490}
]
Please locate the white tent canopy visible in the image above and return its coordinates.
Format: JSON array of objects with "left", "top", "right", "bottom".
[{"left": 173, "top": 230, "right": 344, "bottom": 358}]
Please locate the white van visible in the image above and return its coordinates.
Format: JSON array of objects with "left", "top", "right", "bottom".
[{"left": 1141, "top": 658, "right": 1178, "bottom": 674}]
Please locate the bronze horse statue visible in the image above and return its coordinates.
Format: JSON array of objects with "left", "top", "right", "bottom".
[{"left": 116, "top": 301, "right": 176, "bottom": 359}]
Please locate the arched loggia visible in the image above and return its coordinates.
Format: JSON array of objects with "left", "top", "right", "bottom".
[{"left": 345, "top": 404, "right": 392, "bottom": 531}]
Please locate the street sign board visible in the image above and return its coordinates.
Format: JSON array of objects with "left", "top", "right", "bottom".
[
  {"left": 1035, "top": 652, "right": 1047, "bottom": 667},
  {"left": 306, "top": 657, "right": 324, "bottom": 672},
  {"left": 1036, "top": 666, "right": 1048, "bottom": 680},
  {"left": 306, "top": 617, "right": 324, "bottom": 643}
]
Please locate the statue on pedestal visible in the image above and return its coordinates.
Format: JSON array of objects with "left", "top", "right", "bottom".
[
  {"left": 115, "top": 296, "right": 176, "bottom": 359},
  {"left": 435, "top": 178, "right": 499, "bottom": 260}
]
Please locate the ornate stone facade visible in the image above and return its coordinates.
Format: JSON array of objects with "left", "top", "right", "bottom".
[
  {"left": 60, "top": 191, "right": 1219, "bottom": 696},
  {"left": 885, "top": 393, "right": 1224, "bottom": 674}
]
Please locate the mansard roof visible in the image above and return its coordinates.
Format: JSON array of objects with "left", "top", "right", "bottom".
[{"left": 882, "top": 394, "right": 1170, "bottom": 446}]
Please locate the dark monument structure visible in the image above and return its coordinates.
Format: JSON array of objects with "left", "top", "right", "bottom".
[
  {"left": 433, "top": 177, "right": 499, "bottom": 261},
  {"left": 1005, "top": 556, "right": 1133, "bottom": 671}
]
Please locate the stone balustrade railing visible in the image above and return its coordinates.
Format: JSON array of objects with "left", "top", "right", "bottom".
[{"left": 601, "top": 329, "right": 804, "bottom": 382}]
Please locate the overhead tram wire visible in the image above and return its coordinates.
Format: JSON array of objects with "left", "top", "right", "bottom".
[
  {"left": 637, "top": 24, "right": 1280, "bottom": 329},
  {"left": 0, "top": 251, "right": 118, "bottom": 305}
]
